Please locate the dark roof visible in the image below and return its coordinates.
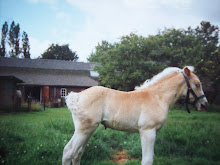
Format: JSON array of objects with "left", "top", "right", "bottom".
[
  {"left": 0, "top": 57, "right": 97, "bottom": 71},
  {"left": 0, "top": 76, "right": 24, "bottom": 83},
  {"left": 0, "top": 72, "right": 97, "bottom": 86},
  {"left": 0, "top": 57, "right": 98, "bottom": 87}
]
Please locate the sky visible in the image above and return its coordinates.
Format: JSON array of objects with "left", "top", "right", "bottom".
[{"left": 0, "top": 0, "right": 220, "bottom": 62}]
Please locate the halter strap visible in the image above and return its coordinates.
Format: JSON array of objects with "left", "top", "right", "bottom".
[{"left": 181, "top": 72, "right": 205, "bottom": 113}]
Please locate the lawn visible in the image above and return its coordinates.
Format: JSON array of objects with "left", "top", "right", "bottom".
[{"left": 0, "top": 107, "right": 219, "bottom": 165}]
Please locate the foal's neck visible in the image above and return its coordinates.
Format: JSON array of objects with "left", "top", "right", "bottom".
[{"left": 148, "top": 73, "right": 185, "bottom": 106}]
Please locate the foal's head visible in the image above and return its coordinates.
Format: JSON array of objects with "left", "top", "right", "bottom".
[{"left": 182, "top": 67, "right": 208, "bottom": 111}]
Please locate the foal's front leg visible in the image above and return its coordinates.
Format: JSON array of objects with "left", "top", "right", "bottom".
[{"left": 140, "top": 128, "right": 156, "bottom": 165}]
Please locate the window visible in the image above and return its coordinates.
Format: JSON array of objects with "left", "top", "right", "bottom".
[{"left": 60, "top": 88, "right": 67, "bottom": 98}]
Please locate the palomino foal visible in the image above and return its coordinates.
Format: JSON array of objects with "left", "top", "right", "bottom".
[{"left": 62, "top": 66, "right": 208, "bottom": 165}]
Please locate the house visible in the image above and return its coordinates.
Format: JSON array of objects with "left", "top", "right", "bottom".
[
  {"left": 0, "top": 57, "right": 99, "bottom": 109},
  {"left": 0, "top": 75, "right": 24, "bottom": 110}
]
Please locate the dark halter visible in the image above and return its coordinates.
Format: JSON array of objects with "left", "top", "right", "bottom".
[{"left": 181, "top": 72, "right": 206, "bottom": 113}]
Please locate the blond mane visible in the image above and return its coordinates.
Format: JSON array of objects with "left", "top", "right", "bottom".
[{"left": 135, "top": 66, "right": 194, "bottom": 90}]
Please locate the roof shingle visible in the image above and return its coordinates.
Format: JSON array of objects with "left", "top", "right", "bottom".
[
  {"left": 0, "top": 57, "right": 97, "bottom": 71},
  {"left": 0, "top": 57, "right": 98, "bottom": 87}
]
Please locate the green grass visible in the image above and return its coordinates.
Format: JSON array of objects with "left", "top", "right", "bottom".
[{"left": 0, "top": 107, "right": 219, "bottom": 165}]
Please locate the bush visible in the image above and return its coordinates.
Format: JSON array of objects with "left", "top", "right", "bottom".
[{"left": 21, "top": 100, "right": 42, "bottom": 111}]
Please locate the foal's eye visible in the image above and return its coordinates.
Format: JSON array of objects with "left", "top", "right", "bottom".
[{"left": 196, "top": 84, "right": 200, "bottom": 88}]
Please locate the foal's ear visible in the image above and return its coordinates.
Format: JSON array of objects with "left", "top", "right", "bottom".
[{"left": 184, "top": 67, "right": 191, "bottom": 77}]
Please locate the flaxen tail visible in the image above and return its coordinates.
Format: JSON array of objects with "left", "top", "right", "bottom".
[{"left": 65, "top": 92, "right": 79, "bottom": 114}]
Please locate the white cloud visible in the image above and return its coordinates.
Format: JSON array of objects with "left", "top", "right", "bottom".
[
  {"left": 28, "top": 0, "right": 58, "bottom": 4},
  {"left": 4, "top": 0, "right": 218, "bottom": 63},
  {"left": 63, "top": 0, "right": 200, "bottom": 62},
  {"left": 121, "top": 0, "right": 190, "bottom": 9},
  {"left": 42, "top": 0, "right": 218, "bottom": 62},
  {"left": 56, "top": 12, "right": 69, "bottom": 20},
  {"left": 160, "top": 0, "right": 192, "bottom": 9},
  {"left": 65, "top": 0, "right": 196, "bottom": 36},
  {"left": 55, "top": 11, "right": 75, "bottom": 28},
  {"left": 28, "top": 0, "right": 59, "bottom": 11},
  {"left": 29, "top": 37, "right": 51, "bottom": 59}
]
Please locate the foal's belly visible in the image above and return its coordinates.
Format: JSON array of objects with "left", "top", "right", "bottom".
[{"left": 101, "top": 120, "right": 139, "bottom": 133}]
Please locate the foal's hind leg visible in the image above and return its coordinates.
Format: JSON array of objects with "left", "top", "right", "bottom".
[
  {"left": 62, "top": 123, "right": 98, "bottom": 165},
  {"left": 72, "top": 136, "right": 90, "bottom": 165}
]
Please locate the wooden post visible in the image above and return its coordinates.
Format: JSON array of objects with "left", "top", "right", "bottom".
[
  {"left": 42, "top": 86, "right": 49, "bottom": 110},
  {"left": 28, "top": 96, "right": 32, "bottom": 111},
  {"left": 44, "top": 96, "right": 46, "bottom": 111}
]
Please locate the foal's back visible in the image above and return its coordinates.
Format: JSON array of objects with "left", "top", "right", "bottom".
[
  {"left": 76, "top": 86, "right": 154, "bottom": 132},
  {"left": 78, "top": 86, "right": 149, "bottom": 112}
]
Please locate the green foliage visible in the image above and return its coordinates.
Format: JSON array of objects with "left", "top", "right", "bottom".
[
  {"left": 88, "top": 21, "right": 219, "bottom": 94},
  {"left": 22, "top": 31, "right": 30, "bottom": 58},
  {"left": 193, "top": 21, "right": 220, "bottom": 103},
  {"left": 0, "top": 107, "right": 219, "bottom": 165},
  {"left": 0, "top": 20, "right": 30, "bottom": 58},
  {"left": 41, "top": 44, "right": 79, "bottom": 61},
  {"left": 124, "top": 160, "right": 140, "bottom": 165},
  {"left": 89, "top": 34, "right": 165, "bottom": 91},
  {"left": 8, "top": 21, "right": 20, "bottom": 57},
  {"left": 154, "top": 28, "right": 204, "bottom": 67},
  {"left": 0, "top": 22, "right": 8, "bottom": 57}
]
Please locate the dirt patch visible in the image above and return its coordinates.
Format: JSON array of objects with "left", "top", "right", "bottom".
[{"left": 112, "top": 150, "right": 130, "bottom": 164}]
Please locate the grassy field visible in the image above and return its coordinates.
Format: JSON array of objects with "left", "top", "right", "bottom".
[{"left": 0, "top": 107, "right": 219, "bottom": 165}]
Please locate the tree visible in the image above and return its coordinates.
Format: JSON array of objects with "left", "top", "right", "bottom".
[
  {"left": 0, "top": 21, "right": 8, "bottom": 57},
  {"left": 1, "top": 20, "right": 30, "bottom": 58},
  {"left": 195, "top": 21, "right": 219, "bottom": 49},
  {"left": 152, "top": 28, "right": 205, "bottom": 68},
  {"left": 89, "top": 33, "right": 164, "bottom": 91},
  {"left": 89, "top": 31, "right": 202, "bottom": 91},
  {"left": 199, "top": 49, "right": 220, "bottom": 103},
  {"left": 41, "top": 44, "right": 79, "bottom": 61},
  {"left": 88, "top": 21, "right": 219, "bottom": 98},
  {"left": 194, "top": 21, "right": 219, "bottom": 74},
  {"left": 193, "top": 21, "right": 219, "bottom": 103},
  {"left": 8, "top": 21, "right": 20, "bottom": 57},
  {"left": 22, "top": 31, "right": 30, "bottom": 58}
]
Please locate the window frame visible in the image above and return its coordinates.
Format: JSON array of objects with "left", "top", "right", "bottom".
[{"left": 60, "top": 88, "right": 67, "bottom": 98}]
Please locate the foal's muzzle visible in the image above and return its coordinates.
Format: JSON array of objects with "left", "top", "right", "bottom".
[{"left": 199, "top": 100, "right": 208, "bottom": 111}]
